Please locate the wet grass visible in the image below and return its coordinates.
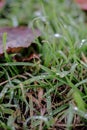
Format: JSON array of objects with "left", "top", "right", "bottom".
[{"left": 0, "top": 0, "right": 87, "bottom": 129}]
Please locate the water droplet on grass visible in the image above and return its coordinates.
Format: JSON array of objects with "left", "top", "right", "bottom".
[
  {"left": 84, "top": 114, "right": 87, "bottom": 119},
  {"left": 79, "top": 39, "right": 87, "bottom": 48},
  {"left": 34, "top": 11, "right": 42, "bottom": 17},
  {"left": 74, "top": 107, "right": 78, "bottom": 111},
  {"left": 42, "top": 75, "right": 46, "bottom": 78},
  {"left": 54, "top": 33, "right": 61, "bottom": 38}
]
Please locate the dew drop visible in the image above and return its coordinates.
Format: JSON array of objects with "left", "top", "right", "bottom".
[
  {"left": 74, "top": 107, "right": 78, "bottom": 111},
  {"left": 54, "top": 33, "right": 61, "bottom": 38},
  {"left": 79, "top": 39, "right": 87, "bottom": 48}
]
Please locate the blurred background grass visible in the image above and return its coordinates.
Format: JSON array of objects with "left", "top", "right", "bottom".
[{"left": 0, "top": 0, "right": 85, "bottom": 26}]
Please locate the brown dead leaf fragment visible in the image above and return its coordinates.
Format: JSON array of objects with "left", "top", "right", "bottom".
[
  {"left": 22, "top": 53, "right": 40, "bottom": 62},
  {"left": 38, "top": 88, "right": 43, "bottom": 103},
  {"left": 0, "top": 27, "right": 41, "bottom": 56}
]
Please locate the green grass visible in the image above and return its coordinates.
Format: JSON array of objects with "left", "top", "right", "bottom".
[{"left": 0, "top": 0, "right": 87, "bottom": 129}]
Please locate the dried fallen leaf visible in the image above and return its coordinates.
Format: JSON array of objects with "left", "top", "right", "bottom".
[
  {"left": 0, "top": 0, "right": 5, "bottom": 9},
  {"left": 75, "top": 0, "right": 87, "bottom": 10},
  {"left": 0, "top": 27, "right": 41, "bottom": 56}
]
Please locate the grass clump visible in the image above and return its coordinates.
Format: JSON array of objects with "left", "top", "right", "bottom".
[{"left": 0, "top": 0, "right": 87, "bottom": 129}]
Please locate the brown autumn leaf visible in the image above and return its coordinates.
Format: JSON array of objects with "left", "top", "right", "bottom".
[
  {"left": 75, "top": 0, "right": 87, "bottom": 10},
  {"left": 0, "top": 0, "right": 5, "bottom": 9},
  {"left": 0, "top": 27, "right": 41, "bottom": 56}
]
